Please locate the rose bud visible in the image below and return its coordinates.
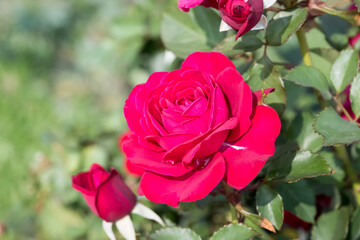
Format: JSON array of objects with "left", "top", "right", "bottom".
[
  {"left": 72, "top": 163, "right": 137, "bottom": 222},
  {"left": 122, "top": 52, "right": 281, "bottom": 207},
  {"left": 219, "top": 0, "right": 276, "bottom": 40}
]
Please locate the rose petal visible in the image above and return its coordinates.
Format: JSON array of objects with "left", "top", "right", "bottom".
[
  {"left": 251, "top": 15, "right": 267, "bottom": 30},
  {"left": 182, "top": 118, "right": 238, "bottom": 164},
  {"left": 221, "top": 105, "right": 280, "bottom": 189},
  {"left": 216, "top": 67, "right": 253, "bottom": 141},
  {"left": 181, "top": 52, "right": 236, "bottom": 79},
  {"left": 164, "top": 118, "right": 238, "bottom": 163},
  {"left": 178, "top": 0, "right": 204, "bottom": 11},
  {"left": 122, "top": 133, "right": 193, "bottom": 176},
  {"left": 219, "top": 19, "right": 234, "bottom": 32},
  {"left": 96, "top": 170, "right": 137, "bottom": 222},
  {"left": 210, "top": 84, "right": 229, "bottom": 127},
  {"left": 138, "top": 152, "right": 226, "bottom": 207},
  {"left": 263, "top": 0, "right": 277, "bottom": 8}
]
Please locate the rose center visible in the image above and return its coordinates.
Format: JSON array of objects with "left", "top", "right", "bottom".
[{"left": 231, "top": 2, "right": 251, "bottom": 18}]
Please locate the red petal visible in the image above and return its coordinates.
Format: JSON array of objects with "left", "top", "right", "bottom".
[
  {"left": 122, "top": 133, "right": 192, "bottom": 177},
  {"left": 95, "top": 170, "right": 137, "bottom": 222},
  {"left": 181, "top": 52, "right": 236, "bottom": 79},
  {"left": 221, "top": 105, "right": 280, "bottom": 189},
  {"left": 139, "top": 152, "right": 226, "bottom": 207},
  {"left": 216, "top": 68, "right": 252, "bottom": 141}
]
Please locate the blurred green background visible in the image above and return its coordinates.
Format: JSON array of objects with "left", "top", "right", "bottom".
[{"left": 0, "top": 0, "right": 180, "bottom": 239}]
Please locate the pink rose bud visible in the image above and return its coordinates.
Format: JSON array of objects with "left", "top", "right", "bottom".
[
  {"left": 122, "top": 52, "right": 281, "bottom": 207},
  {"left": 219, "top": 0, "right": 264, "bottom": 40},
  {"left": 72, "top": 163, "right": 137, "bottom": 222}
]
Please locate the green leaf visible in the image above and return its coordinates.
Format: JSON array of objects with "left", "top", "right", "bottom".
[
  {"left": 310, "top": 48, "right": 340, "bottom": 63},
  {"left": 350, "top": 207, "right": 360, "bottom": 240},
  {"left": 161, "top": 6, "right": 225, "bottom": 58},
  {"left": 256, "top": 185, "right": 284, "bottom": 230},
  {"left": 209, "top": 224, "right": 258, "bottom": 240},
  {"left": 150, "top": 227, "right": 201, "bottom": 240},
  {"left": 330, "top": 49, "right": 359, "bottom": 93},
  {"left": 213, "top": 31, "right": 263, "bottom": 57},
  {"left": 265, "top": 8, "right": 308, "bottom": 46},
  {"left": 316, "top": 15, "right": 352, "bottom": 50},
  {"left": 287, "top": 112, "right": 323, "bottom": 152},
  {"left": 285, "top": 65, "right": 331, "bottom": 100},
  {"left": 247, "top": 57, "right": 286, "bottom": 115},
  {"left": 276, "top": 181, "right": 316, "bottom": 223},
  {"left": 311, "top": 207, "right": 350, "bottom": 240},
  {"left": 314, "top": 108, "right": 360, "bottom": 145},
  {"left": 315, "top": 151, "right": 345, "bottom": 184},
  {"left": 350, "top": 73, "right": 360, "bottom": 119},
  {"left": 266, "top": 151, "right": 332, "bottom": 182}
]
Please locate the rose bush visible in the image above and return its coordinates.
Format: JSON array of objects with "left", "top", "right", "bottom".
[
  {"left": 121, "top": 52, "right": 281, "bottom": 207},
  {"left": 72, "top": 163, "right": 137, "bottom": 222}
]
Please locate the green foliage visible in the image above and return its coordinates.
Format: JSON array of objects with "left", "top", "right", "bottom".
[
  {"left": 161, "top": 6, "right": 225, "bottom": 58},
  {"left": 314, "top": 108, "right": 360, "bottom": 145},
  {"left": 150, "top": 227, "right": 201, "bottom": 240},
  {"left": 256, "top": 185, "right": 284, "bottom": 230},
  {"left": 287, "top": 112, "right": 323, "bottom": 152},
  {"left": 276, "top": 181, "right": 316, "bottom": 223},
  {"left": 311, "top": 207, "right": 351, "bottom": 240},
  {"left": 209, "top": 224, "right": 259, "bottom": 240},
  {"left": 350, "top": 207, "right": 360, "bottom": 240},
  {"left": 247, "top": 57, "right": 287, "bottom": 115},
  {"left": 265, "top": 8, "right": 308, "bottom": 46},
  {"left": 350, "top": 73, "right": 360, "bottom": 119},
  {"left": 266, "top": 150, "right": 333, "bottom": 182},
  {"left": 285, "top": 65, "right": 331, "bottom": 100},
  {"left": 330, "top": 49, "right": 359, "bottom": 93}
]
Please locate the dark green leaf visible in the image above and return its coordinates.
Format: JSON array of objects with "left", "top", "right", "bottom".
[
  {"left": 285, "top": 65, "right": 331, "bottom": 99},
  {"left": 247, "top": 57, "right": 286, "bottom": 115},
  {"left": 350, "top": 207, "right": 360, "bottom": 240},
  {"left": 150, "top": 227, "right": 201, "bottom": 240},
  {"left": 276, "top": 181, "right": 316, "bottom": 223},
  {"left": 266, "top": 151, "right": 332, "bottom": 182},
  {"left": 213, "top": 31, "right": 263, "bottom": 57},
  {"left": 314, "top": 108, "right": 360, "bottom": 145},
  {"left": 315, "top": 151, "right": 345, "bottom": 184},
  {"left": 310, "top": 48, "right": 339, "bottom": 63},
  {"left": 265, "top": 8, "right": 308, "bottom": 46},
  {"left": 311, "top": 207, "right": 350, "bottom": 240},
  {"left": 256, "top": 185, "right": 284, "bottom": 230},
  {"left": 330, "top": 49, "right": 359, "bottom": 93},
  {"left": 350, "top": 73, "right": 360, "bottom": 119},
  {"left": 161, "top": 6, "right": 225, "bottom": 58},
  {"left": 209, "top": 224, "right": 258, "bottom": 240},
  {"left": 287, "top": 112, "right": 323, "bottom": 152},
  {"left": 316, "top": 15, "right": 352, "bottom": 50}
]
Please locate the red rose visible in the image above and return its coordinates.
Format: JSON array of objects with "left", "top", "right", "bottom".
[
  {"left": 122, "top": 52, "right": 281, "bottom": 207},
  {"left": 219, "top": 0, "right": 264, "bottom": 39},
  {"left": 72, "top": 163, "right": 137, "bottom": 222}
]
